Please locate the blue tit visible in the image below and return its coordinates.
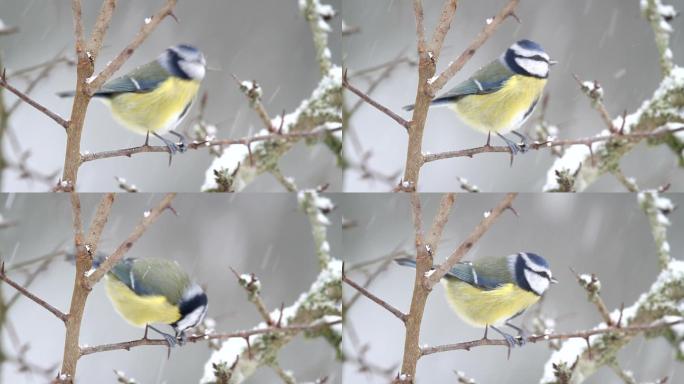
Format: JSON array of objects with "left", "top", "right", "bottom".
[
  {"left": 59, "top": 44, "right": 206, "bottom": 161},
  {"left": 405, "top": 39, "right": 556, "bottom": 156},
  {"left": 95, "top": 255, "right": 209, "bottom": 347},
  {"left": 396, "top": 252, "right": 556, "bottom": 348}
]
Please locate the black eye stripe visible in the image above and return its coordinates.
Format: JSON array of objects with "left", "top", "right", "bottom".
[
  {"left": 514, "top": 54, "right": 549, "bottom": 63},
  {"left": 524, "top": 266, "right": 550, "bottom": 279}
]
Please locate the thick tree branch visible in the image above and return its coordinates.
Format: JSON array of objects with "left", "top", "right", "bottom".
[
  {"left": 61, "top": 0, "right": 177, "bottom": 191},
  {"left": 400, "top": 0, "right": 520, "bottom": 191}
]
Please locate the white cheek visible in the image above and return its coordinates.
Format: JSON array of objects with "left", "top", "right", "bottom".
[
  {"left": 515, "top": 58, "right": 549, "bottom": 78},
  {"left": 524, "top": 270, "right": 549, "bottom": 295},
  {"left": 179, "top": 61, "right": 206, "bottom": 80},
  {"left": 176, "top": 305, "right": 208, "bottom": 332}
]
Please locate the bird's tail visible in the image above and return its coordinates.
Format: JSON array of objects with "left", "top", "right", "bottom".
[
  {"left": 65, "top": 250, "right": 107, "bottom": 267},
  {"left": 394, "top": 257, "right": 418, "bottom": 268},
  {"left": 57, "top": 91, "right": 108, "bottom": 98},
  {"left": 403, "top": 96, "right": 454, "bottom": 112}
]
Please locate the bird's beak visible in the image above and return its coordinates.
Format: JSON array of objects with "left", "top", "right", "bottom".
[
  {"left": 549, "top": 59, "right": 559, "bottom": 66},
  {"left": 550, "top": 277, "right": 559, "bottom": 284}
]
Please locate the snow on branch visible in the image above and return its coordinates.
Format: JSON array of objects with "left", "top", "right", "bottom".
[
  {"left": 639, "top": 190, "right": 674, "bottom": 269},
  {"left": 543, "top": 66, "right": 684, "bottom": 191},
  {"left": 540, "top": 191, "right": 682, "bottom": 384},
  {"left": 200, "top": 190, "right": 341, "bottom": 383},
  {"left": 201, "top": 0, "right": 341, "bottom": 192},
  {"left": 202, "top": 67, "right": 341, "bottom": 192}
]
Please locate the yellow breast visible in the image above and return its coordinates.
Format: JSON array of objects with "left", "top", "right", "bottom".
[
  {"left": 104, "top": 276, "right": 181, "bottom": 327},
  {"left": 451, "top": 75, "right": 546, "bottom": 134},
  {"left": 442, "top": 280, "right": 540, "bottom": 327},
  {"left": 106, "top": 77, "right": 200, "bottom": 135}
]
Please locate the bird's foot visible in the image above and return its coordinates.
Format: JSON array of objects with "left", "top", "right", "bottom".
[
  {"left": 490, "top": 325, "right": 523, "bottom": 348},
  {"left": 168, "top": 130, "right": 188, "bottom": 153},
  {"left": 505, "top": 322, "right": 529, "bottom": 346},
  {"left": 146, "top": 324, "right": 179, "bottom": 348},
  {"left": 510, "top": 130, "right": 529, "bottom": 154},
  {"left": 153, "top": 132, "right": 184, "bottom": 166}
]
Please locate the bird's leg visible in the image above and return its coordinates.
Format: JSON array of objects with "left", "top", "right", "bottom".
[
  {"left": 510, "top": 130, "right": 529, "bottom": 153},
  {"left": 146, "top": 324, "right": 179, "bottom": 348},
  {"left": 496, "top": 132, "right": 521, "bottom": 156},
  {"left": 505, "top": 321, "right": 528, "bottom": 346},
  {"left": 152, "top": 132, "right": 180, "bottom": 166},
  {"left": 482, "top": 325, "right": 490, "bottom": 340},
  {"left": 490, "top": 325, "right": 521, "bottom": 348},
  {"left": 144, "top": 131, "right": 150, "bottom": 147},
  {"left": 175, "top": 329, "right": 188, "bottom": 346},
  {"left": 168, "top": 130, "right": 188, "bottom": 153},
  {"left": 485, "top": 131, "right": 492, "bottom": 147}
]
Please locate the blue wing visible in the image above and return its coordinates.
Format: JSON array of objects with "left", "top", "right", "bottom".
[
  {"left": 430, "top": 60, "right": 511, "bottom": 105},
  {"left": 94, "top": 61, "right": 169, "bottom": 97},
  {"left": 446, "top": 262, "right": 504, "bottom": 290}
]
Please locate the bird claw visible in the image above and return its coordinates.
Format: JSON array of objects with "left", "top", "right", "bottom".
[
  {"left": 153, "top": 132, "right": 188, "bottom": 166},
  {"left": 168, "top": 130, "right": 188, "bottom": 154},
  {"left": 491, "top": 325, "right": 524, "bottom": 349}
]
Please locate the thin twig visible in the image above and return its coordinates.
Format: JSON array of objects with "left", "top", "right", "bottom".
[
  {"left": 343, "top": 270, "right": 407, "bottom": 323},
  {"left": 79, "top": 319, "right": 342, "bottom": 356},
  {"left": 80, "top": 127, "right": 341, "bottom": 163},
  {"left": 420, "top": 319, "right": 684, "bottom": 356},
  {"left": 0, "top": 263, "right": 68, "bottom": 322},
  {"left": 343, "top": 69, "right": 410, "bottom": 130},
  {"left": 422, "top": 127, "right": 684, "bottom": 163},
  {"left": 0, "top": 69, "right": 69, "bottom": 129}
]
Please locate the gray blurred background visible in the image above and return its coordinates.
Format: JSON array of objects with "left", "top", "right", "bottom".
[
  {"left": 0, "top": 193, "right": 342, "bottom": 383},
  {"left": 343, "top": 0, "right": 684, "bottom": 192},
  {"left": 341, "top": 193, "right": 684, "bottom": 383},
  {"left": 0, "top": 0, "right": 341, "bottom": 192}
]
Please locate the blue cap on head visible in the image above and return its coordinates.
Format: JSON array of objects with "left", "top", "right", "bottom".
[
  {"left": 515, "top": 39, "right": 544, "bottom": 53},
  {"left": 524, "top": 252, "right": 549, "bottom": 269}
]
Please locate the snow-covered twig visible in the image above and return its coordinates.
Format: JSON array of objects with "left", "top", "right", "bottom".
[
  {"left": 539, "top": 192, "right": 683, "bottom": 384},
  {"left": 544, "top": 0, "right": 684, "bottom": 192},
  {"left": 639, "top": 190, "right": 673, "bottom": 269},
  {"left": 201, "top": 191, "right": 341, "bottom": 383}
]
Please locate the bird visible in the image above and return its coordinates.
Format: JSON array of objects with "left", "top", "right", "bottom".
[
  {"left": 96, "top": 255, "right": 209, "bottom": 347},
  {"left": 58, "top": 44, "right": 206, "bottom": 163},
  {"left": 395, "top": 252, "right": 556, "bottom": 349},
  {"left": 404, "top": 39, "right": 556, "bottom": 156}
]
